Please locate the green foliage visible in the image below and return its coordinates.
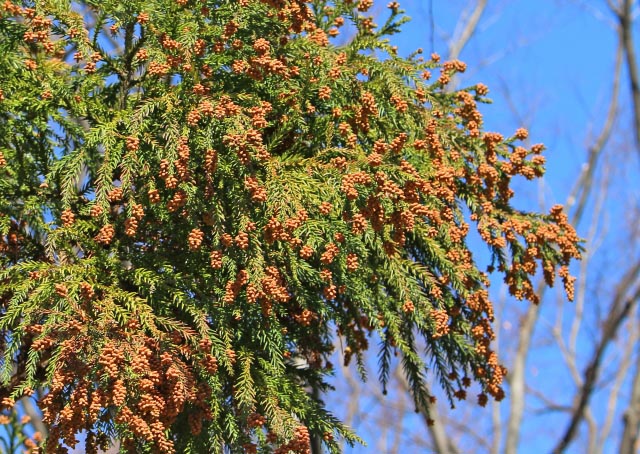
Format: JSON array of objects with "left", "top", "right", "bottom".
[{"left": 0, "top": 0, "right": 581, "bottom": 452}]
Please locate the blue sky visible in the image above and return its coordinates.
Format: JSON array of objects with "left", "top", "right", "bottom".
[{"left": 327, "top": 1, "right": 640, "bottom": 453}]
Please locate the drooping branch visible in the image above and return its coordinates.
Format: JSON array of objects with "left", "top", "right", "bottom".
[{"left": 394, "top": 367, "right": 458, "bottom": 454}]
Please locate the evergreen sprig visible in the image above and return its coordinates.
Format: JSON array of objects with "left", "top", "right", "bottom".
[{"left": 0, "top": 0, "right": 581, "bottom": 453}]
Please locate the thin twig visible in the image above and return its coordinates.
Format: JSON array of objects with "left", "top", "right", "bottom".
[
  {"left": 566, "top": 35, "right": 623, "bottom": 222},
  {"left": 600, "top": 314, "right": 636, "bottom": 450}
]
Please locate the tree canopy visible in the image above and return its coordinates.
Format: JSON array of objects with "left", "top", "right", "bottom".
[{"left": 0, "top": 0, "right": 581, "bottom": 452}]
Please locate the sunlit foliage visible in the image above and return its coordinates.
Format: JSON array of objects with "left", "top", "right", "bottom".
[{"left": 0, "top": 0, "right": 581, "bottom": 452}]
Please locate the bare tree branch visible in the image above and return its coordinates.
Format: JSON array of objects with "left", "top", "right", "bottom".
[
  {"left": 586, "top": 409, "right": 598, "bottom": 454},
  {"left": 617, "top": 0, "right": 640, "bottom": 155},
  {"left": 566, "top": 35, "right": 623, "bottom": 222},
  {"left": 551, "top": 262, "right": 640, "bottom": 454},
  {"left": 20, "top": 397, "right": 47, "bottom": 438},
  {"left": 569, "top": 173, "right": 609, "bottom": 358},
  {"left": 600, "top": 316, "right": 637, "bottom": 449},
  {"left": 448, "top": 0, "right": 488, "bottom": 61},
  {"left": 394, "top": 367, "right": 458, "bottom": 454},
  {"left": 504, "top": 303, "right": 539, "bottom": 454},
  {"left": 445, "top": 0, "right": 488, "bottom": 91},
  {"left": 619, "top": 313, "right": 640, "bottom": 453}
]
